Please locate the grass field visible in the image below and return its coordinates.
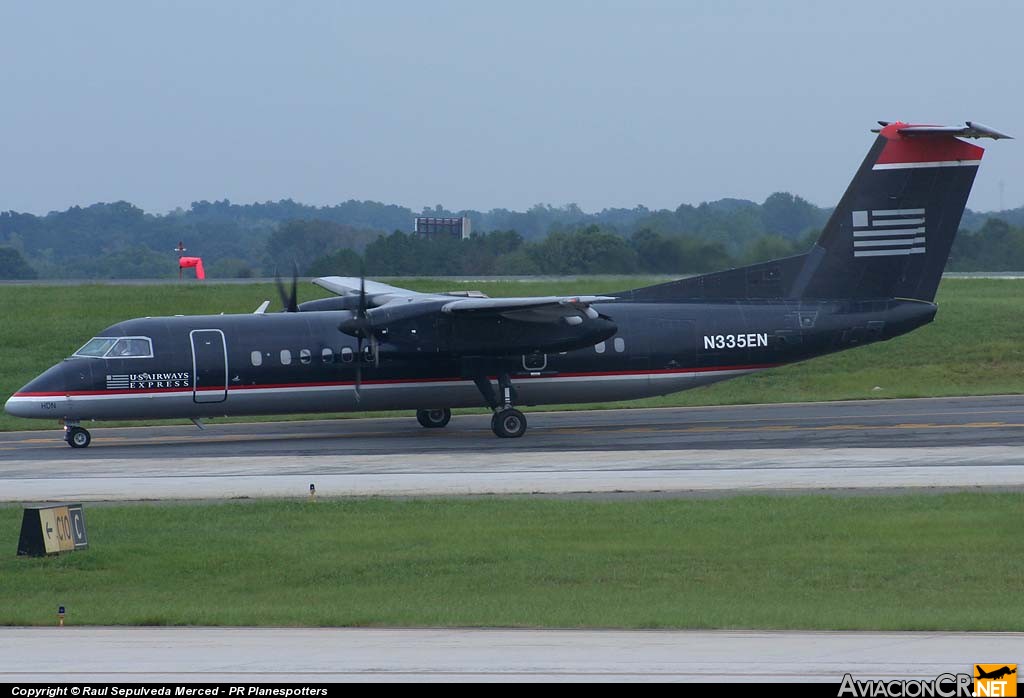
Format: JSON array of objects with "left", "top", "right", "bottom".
[
  {"left": 3, "top": 494, "right": 1022, "bottom": 629},
  {"left": 2, "top": 277, "right": 1023, "bottom": 431}
]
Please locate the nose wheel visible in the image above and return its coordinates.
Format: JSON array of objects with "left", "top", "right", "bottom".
[
  {"left": 473, "top": 372, "right": 528, "bottom": 438},
  {"left": 491, "top": 408, "right": 527, "bottom": 438},
  {"left": 64, "top": 425, "right": 91, "bottom": 449}
]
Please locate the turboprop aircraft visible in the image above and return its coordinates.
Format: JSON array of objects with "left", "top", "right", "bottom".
[{"left": 4, "top": 120, "right": 1011, "bottom": 447}]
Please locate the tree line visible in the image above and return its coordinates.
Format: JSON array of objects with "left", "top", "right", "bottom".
[
  {"left": 0, "top": 194, "right": 1021, "bottom": 279},
  {"left": 303, "top": 225, "right": 814, "bottom": 277}
]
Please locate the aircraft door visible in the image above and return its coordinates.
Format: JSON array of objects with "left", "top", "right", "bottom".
[{"left": 190, "top": 329, "right": 228, "bottom": 403}]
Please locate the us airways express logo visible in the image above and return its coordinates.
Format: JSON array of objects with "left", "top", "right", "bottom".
[{"left": 106, "top": 372, "right": 191, "bottom": 390}]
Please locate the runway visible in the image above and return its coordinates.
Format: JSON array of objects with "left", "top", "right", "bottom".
[
  {"left": 2, "top": 628, "right": 1022, "bottom": 682},
  {"left": 3, "top": 401, "right": 1022, "bottom": 683},
  {"left": 1, "top": 395, "right": 1023, "bottom": 501}
]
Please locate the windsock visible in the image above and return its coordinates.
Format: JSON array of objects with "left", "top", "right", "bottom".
[{"left": 179, "top": 256, "right": 205, "bottom": 280}]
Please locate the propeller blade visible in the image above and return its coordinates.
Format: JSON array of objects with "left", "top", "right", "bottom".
[
  {"left": 348, "top": 263, "right": 374, "bottom": 403},
  {"left": 354, "top": 336, "right": 363, "bottom": 403},
  {"left": 274, "top": 268, "right": 288, "bottom": 311},
  {"left": 358, "top": 263, "right": 367, "bottom": 318},
  {"left": 289, "top": 262, "right": 298, "bottom": 313},
  {"left": 273, "top": 264, "right": 299, "bottom": 312}
]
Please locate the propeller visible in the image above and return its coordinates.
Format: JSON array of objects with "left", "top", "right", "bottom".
[
  {"left": 337, "top": 266, "right": 380, "bottom": 401},
  {"left": 274, "top": 263, "right": 299, "bottom": 313}
]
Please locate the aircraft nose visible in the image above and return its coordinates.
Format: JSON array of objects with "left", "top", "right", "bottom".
[
  {"left": 5, "top": 363, "right": 70, "bottom": 419},
  {"left": 3, "top": 394, "right": 35, "bottom": 418}
]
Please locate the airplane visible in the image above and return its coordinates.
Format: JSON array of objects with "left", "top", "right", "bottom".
[
  {"left": 4, "top": 120, "right": 1011, "bottom": 448},
  {"left": 975, "top": 666, "right": 1017, "bottom": 681}
]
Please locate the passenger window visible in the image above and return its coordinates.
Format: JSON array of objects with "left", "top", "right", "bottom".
[
  {"left": 595, "top": 341, "right": 606, "bottom": 354},
  {"left": 613, "top": 337, "right": 625, "bottom": 353},
  {"left": 340, "top": 347, "right": 353, "bottom": 363},
  {"left": 251, "top": 351, "right": 262, "bottom": 367},
  {"left": 300, "top": 349, "right": 312, "bottom": 365},
  {"left": 322, "top": 348, "right": 334, "bottom": 363},
  {"left": 281, "top": 349, "right": 292, "bottom": 365}
]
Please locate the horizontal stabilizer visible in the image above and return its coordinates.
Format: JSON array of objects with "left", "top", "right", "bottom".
[{"left": 873, "top": 121, "right": 1012, "bottom": 139}]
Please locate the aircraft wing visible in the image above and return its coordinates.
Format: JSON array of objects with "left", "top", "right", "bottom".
[
  {"left": 313, "top": 276, "right": 428, "bottom": 300},
  {"left": 340, "top": 291, "right": 617, "bottom": 355},
  {"left": 314, "top": 277, "right": 615, "bottom": 323},
  {"left": 441, "top": 295, "right": 615, "bottom": 317},
  {"left": 358, "top": 294, "right": 616, "bottom": 326}
]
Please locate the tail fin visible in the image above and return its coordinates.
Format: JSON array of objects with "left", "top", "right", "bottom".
[{"left": 620, "top": 121, "right": 1009, "bottom": 302}]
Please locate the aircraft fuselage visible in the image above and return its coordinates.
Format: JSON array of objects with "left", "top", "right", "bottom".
[{"left": 5, "top": 298, "right": 936, "bottom": 423}]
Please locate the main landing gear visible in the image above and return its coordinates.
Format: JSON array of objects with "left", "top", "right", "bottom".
[
  {"left": 416, "top": 408, "right": 452, "bottom": 429},
  {"left": 474, "top": 373, "right": 528, "bottom": 438},
  {"left": 64, "top": 422, "right": 91, "bottom": 449}
]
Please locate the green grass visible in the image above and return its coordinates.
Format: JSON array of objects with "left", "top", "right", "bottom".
[
  {"left": 2, "top": 494, "right": 1022, "bottom": 629},
  {"left": 2, "top": 277, "right": 1024, "bottom": 431}
]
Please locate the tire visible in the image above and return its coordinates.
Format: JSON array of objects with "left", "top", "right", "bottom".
[
  {"left": 66, "top": 426, "right": 91, "bottom": 449},
  {"left": 416, "top": 408, "right": 452, "bottom": 429},
  {"left": 491, "top": 409, "right": 527, "bottom": 438}
]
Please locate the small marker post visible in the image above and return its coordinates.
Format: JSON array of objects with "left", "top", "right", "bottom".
[
  {"left": 309, "top": 483, "right": 316, "bottom": 501},
  {"left": 58, "top": 606, "right": 65, "bottom": 627}
]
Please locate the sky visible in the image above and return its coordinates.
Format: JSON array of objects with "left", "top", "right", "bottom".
[{"left": 0, "top": 0, "right": 1019, "bottom": 216}]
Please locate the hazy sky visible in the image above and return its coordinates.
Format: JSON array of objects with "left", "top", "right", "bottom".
[{"left": 0, "top": 1, "right": 1018, "bottom": 215}]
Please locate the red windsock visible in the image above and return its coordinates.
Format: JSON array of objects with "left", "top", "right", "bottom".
[{"left": 179, "top": 256, "right": 206, "bottom": 280}]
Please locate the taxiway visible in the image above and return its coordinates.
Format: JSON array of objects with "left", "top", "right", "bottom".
[{"left": 1, "top": 396, "right": 1022, "bottom": 501}]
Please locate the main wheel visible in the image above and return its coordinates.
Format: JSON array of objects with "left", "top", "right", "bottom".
[
  {"left": 416, "top": 408, "right": 452, "bottom": 429},
  {"left": 491, "top": 409, "right": 527, "bottom": 438},
  {"left": 66, "top": 426, "right": 91, "bottom": 449}
]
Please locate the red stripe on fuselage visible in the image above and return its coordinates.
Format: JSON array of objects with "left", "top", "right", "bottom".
[{"left": 12, "top": 363, "right": 781, "bottom": 398}]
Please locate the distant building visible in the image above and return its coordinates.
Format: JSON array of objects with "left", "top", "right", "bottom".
[{"left": 414, "top": 216, "right": 471, "bottom": 240}]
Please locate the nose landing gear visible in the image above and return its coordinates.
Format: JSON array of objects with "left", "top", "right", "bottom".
[
  {"left": 474, "top": 373, "right": 528, "bottom": 438},
  {"left": 491, "top": 408, "right": 527, "bottom": 438},
  {"left": 64, "top": 423, "right": 91, "bottom": 449}
]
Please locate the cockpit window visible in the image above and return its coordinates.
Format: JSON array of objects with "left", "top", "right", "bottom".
[
  {"left": 108, "top": 337, "right": 153, "bottom": 358},
  {"left": 73, "top": 336, "right": 153, "bottom": 359},
  {"left": 74, "top": 337, "right": 118, "bottom": 357}
]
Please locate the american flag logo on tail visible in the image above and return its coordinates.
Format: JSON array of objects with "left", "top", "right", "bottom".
[{"left": 852, "top": 208, "right": 926, "bottom": 257}]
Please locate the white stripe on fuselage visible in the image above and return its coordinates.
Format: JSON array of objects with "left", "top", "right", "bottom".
[{"left": 7, "top": 367, "right": 766, "bottom": 408}]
